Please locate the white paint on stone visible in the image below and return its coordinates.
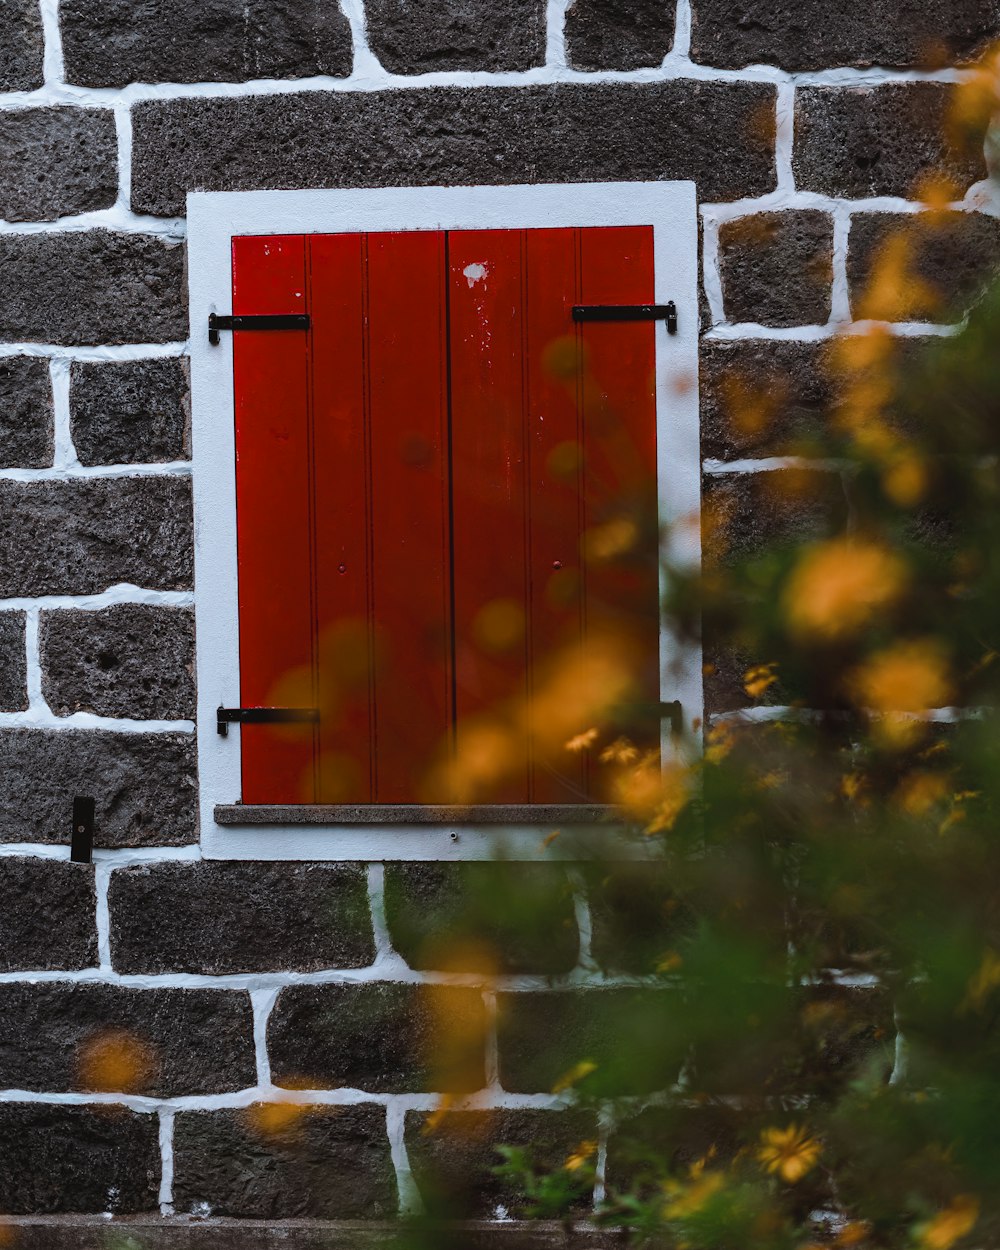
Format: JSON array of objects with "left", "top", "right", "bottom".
[{"left": 158, "top": 1106, "right": 175, "bottom": 1213}]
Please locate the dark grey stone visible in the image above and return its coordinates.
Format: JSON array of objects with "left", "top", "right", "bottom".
[
  {"left": 214, "top": 803, "right": 615, "bottom": 824},
  {"left": 0, "top": 357, "right": 52, "bottom": 468},
  {"left": 0, "top": 611, "right": 27, "bottom": 711},
  {"left": 0, "top": 984, "right": 255, "bottom": 1096},
  {"left": 61, "top": 0, "right": 353, "bottom": 87},
  {"left": 0, "top": 232, "right": 185, "bottom": 346},
  {"left": 582, "top": 861, "right": 694, "bottom": 975},
  {"left": 0, "top": 1104, "right": 158, "bottom": 1214},
  {"left": 703, "top": 469, "right": 847, "bottom": 565},
  {"left": 0, "top": 0, "right": 44, "bottom": 90},
  {"left": 606, "top": 1103, "right": 746, "bottom": 1190},
  {"left": 700, "top": 339, "right": 834, "bottom": 460},
  {"left": 689, "top": 0, "right": 1000, "bottom": 70},
  {"left": 848, "top": 210, "right": 1000, "bottom": 323},
  {"left": 0, "top": 729, "right": 196, "bottom": 846},
  {"left": 40, "top": 604, "right": 195, "bottom": 720},
  {"left": 719, "top": 211, "right": 833, "bottom": 328},
  {"left": 566, "top": 0, "right": 675, "bottom": 70},
  {"left": 703, "top": 639, "right": 786, "bottom": 715},
  {"left": 405, "top": 1109, "right": 597, "bottom": 1218},
  {"left": 0, "top": 109, "right": 117, "bottom": 223},
  {"left": 497, "top": 988, "right": 682, "bottom": 1095},
  {"left": 794, "top": 84, "right": 987, "bottom": 200},
  {"left": 366, "top": 0, "right": 545, "bottom": 72},
  {"left": 109, "top": 862, "right": 375, "bottom": 974},
  {"left": 0, "top": 857, "right": 97, "bottom": 971},
  {"left": 384, "top": 863, "right": 579, "bottom": 974},
  {"left": 172, "top": 1105, "right": 396, "bottom": 1219},
  {"left": 0, "top": 476, "right": 192, "bottom": 597},
  {"left": 268, "top": 982, "right": 487, "bottom": 1094},
  {"left": 70, "top": 359, "right": 189, "bottom": 466},
  {"left": 130, "top": 81, "right": 776, "bottom": 217}
]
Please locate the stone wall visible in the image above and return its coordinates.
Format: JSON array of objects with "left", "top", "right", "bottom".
[{"left": 0, "top": 0, "right": 996, "bottom": 1233}]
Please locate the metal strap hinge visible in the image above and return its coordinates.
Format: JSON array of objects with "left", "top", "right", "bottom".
[
  {"left": 217, "top": 707, "right": 320, "bottom": 737},
  {"left": 208, "top": 313, "right": 311, "bottom": 345},
  {"left": 572, "top": 302, "right": 678, "bottom": 334}
]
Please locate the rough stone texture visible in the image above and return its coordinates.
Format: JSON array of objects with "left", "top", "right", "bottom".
[
  {"left": 130, "top": 82, "right": 776, "bottom": 217},
  {"left": 109, "top": 862, "right": 375, "bottom": 974},
  {"left": 0, "top": 984, "right": 255, "bottom": 1096},
  {"left": 40, "top": 605, "right": 196, "bottom": 720},
  {"left": 497, "top": 989, "right": 682, "bottom": 1095},
  {"left": 0, "top": 612, "right": 27, "bottom": 711},
  {"left": 719, "top": 211, "right": 834, "bottom": 328},
  {"left": 384, "top": 863, "right": 579, "bottom": 974},
  {"left": 0, "top": 729, "right": 196, "bottom": 846},
  {"left": 0, "top": 857, "right": 97, "bottom": 972},
  {"left": 406, "top": 1109, "right": 598, "bottom": 1218},
  {"left": 566, "top": 0, "right": 676, "bottom": 69},
  {"left": 606, "top": 1103, "right": 746, "bottom": 1189},
  {"left": 0, "top": 1105, "right": 158, "bottom": 1214},
  {"left": 60, "top": 0, "right": 353, "bottom": 87},
  {"left": 0, "top": 109, "right": 117, "bottom": 223},
  {"left": 366, "top": 0, "right": 545, "bottom": 72},
  {"left": 689, "top": 0, "right": 1000, "bottom": 70},
  {"left": 0, "top": 232, "right": 186, "bottom": 346},
  {"left": 0, "top": 0, "right": 44, "bottom": 90},
  {"left": 172, "top": 1105, "right": 396, "bottom": 1219},
  {"left": 268, "top": 983, "right": 487, "bottom": 1094},
  {"left": 701, "top": 339, "right": 834, "bottom": 461},
  {"left": 703, "top": 469, "right": 847, "bottom": 566},
  {"left": 794, "top": 84, "right": 987, "bottom": 200},
  {"left": 70, "top": 359, "right": 189, "bottom": 466},
  {"left": 848, "top": 210, "right": 1000, "bottom": 323},
  {"left": 703, "top": 639, "right": 787, "bottom": 715},
  {"left": 582, "top": 862, "right": 694, "bottom": 975},
  {"left": 0, "top": 477, "right": 192, "bottom": 597},
  {"left": 0, "top": 357, "right": 53, "bottom": 468}
]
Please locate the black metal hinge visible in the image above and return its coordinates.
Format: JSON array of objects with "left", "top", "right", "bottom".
[
  {"left": 217, "top": 707, "right": 320, "bottom": 737},
  {"left": 208, "top": 313, "right": 311, "bottom": 345},
  {"left": 661, "top": 699, "right": 684, "bottom": 738},
  {"left": 71, "top": 795, "right": 95, "bottom": 864},
  {"left": 573, "top": 302, "right": 678, "bottom": 334}
]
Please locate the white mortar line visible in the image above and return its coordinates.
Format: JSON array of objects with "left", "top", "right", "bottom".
[
  {"left": 336, "top": 0, "right": 385, "bottom": 85},
  {"left": 545, "top": 0, "right": 570, "bottom": 71},
  {"left": 365, "top": 862, "right": 411, "bottom": 976},
  {"left": 0, "top": 459, "right": 191, "bottom": 482},
  {"left": 0, "top": 206, "right": 186, "bottom": 238},
  {"left": 774, "top": 82, "right": 796, "bottom": 194},
  {"left": 668, "top": 0, "right": 692, "bottom": 62},
  {"left": 0, "top": 342, "right": 189, "bottom": 362},
  {"left": 250, "top": 987, "right": 279, "bottom": 1090},
  {"left": 157, "top": 1106, "right": 175, "bottom": 1213},
  {"left": 703, "top": 455, "right": 847, "bottom": 474},
  {"left": 48, "top": 358, "right": 75, "bottom": 471},
  {"left": 0, "top": 709, "right": 194, "bottom": 733},
  {"left": 94, "top": 859, "right": 114, "bottom": 972},
  {"left": 830, "top": 201, "right": 853, "bottom": 323},
  {"left": 704, "top": 319, "right": 955, "bottom": 342},
  {"left": 593, "top": 1101, "right": 613, "bottom": 1206},
  {"left": 38, "top": 0, "right": 64, "bottom": 89},
  {"left": 0, "top": 586, "right": 195, "bottom": 612},
  {"left": 114, "top": 102, "right": 133, "bottom": 216},
  {"left": 23, "top": 609, "right": 44, "bottom": 714},
  {"left": 0, "top": 843, "right": 202, "bottom": 862},
  {"left": 699, "top": 207, "right": 724, "bottom": 328},
  {"left": 385, "top": 1099, "right": 423, "bottom": 1217},
  {"left": 566, "top": 867, "right": 599, "bottom": 974}
]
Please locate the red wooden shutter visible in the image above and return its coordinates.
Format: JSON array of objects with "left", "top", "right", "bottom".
[{"left": 232, "top": 226, "right": 658, "bottom": 807}]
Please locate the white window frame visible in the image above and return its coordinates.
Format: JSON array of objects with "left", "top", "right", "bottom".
[{"left": 188, "top": 181, "right": 702, "bottom": 861}]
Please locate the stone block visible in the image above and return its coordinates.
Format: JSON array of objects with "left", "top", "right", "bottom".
[
  {"left": 0, "top": 232, "right": 185, "bottom": 346},
  {"left": 130, "top": 82, "right": 776, "bottom": 217},
  {"left": 40, "top": 604, "right": 195, "bottom": 720},
  {"left": 497, "top": 988, "right": 682, "bottom": 1095},
  {"left": 0, "top": 108, "right": 117, "bottom": 223},
  {"left": 70, "top": 359, "right": 189, "bottom": 466},
  {"left": 703, "top": 638, "right": 788, "bottom": 715},
  {"left": 794, "top": 84, "right": 987, "bottom": 200},
  {"left": 700, "top": 339, "right": 834, "bottom": 461},
  {"left": 0, "top": 0, "right": 44, "bottom": 90},
  {"left": 566, "top": 0, "right": 675, "bottom": 70},
  {"left": 366, "top": 0, "right": 545, "bottom": 72},
  {"left": 0, "top": 984, "right": 255, "bottom": 1096},
  {"left": 172, "top": 1105, "right": 396, "bottom": 1219},
  {"left": 61, "top": 0, "right": 352, "bottom": 87},
  {"left": 0, "top": 476, "right": 192, "bottom": 597},
  {"left": 719, "top": 211, "right": 833, "bottom": 328},
  {"left": 606, "top": 1103, "right": 746, "bottom": 1189},
  {"left": 703, "top": 469, "right": 847, "bottom": 566},
  {"left": 109, "top": 862, "right": 374, "bottom": 974},
  {"left": 268, "top": 982, "right": 487, "bottom": 1094},
  {"left": 384, "top": 863, "right": 579, "bottom": 974},
  {"left": 0, "top": 357, "right": 52, "bottom": 468},
  {"left": 848, "top": 210, "right": 1000, "bottom": 323},
  {"left": 582, "top": 861, "right": 694, "bottom": 975},
  {"left": 689, "top": 0, "right": 1000, "bottom": 70},
  {"left": 0, "top": 612, "right": 26, "bottom": 711},
  {"left": 0, "top": 1104, "right": 159, "bottom": 1214},
  {"left": 0, "top": 729, "right": 196, "bottom": 846},
  {"left": 405, "top": 1108, "right": 597, "bottom": 1218},
  {"left": 0, "top": 857, "right": 97, "bottom": 971}
]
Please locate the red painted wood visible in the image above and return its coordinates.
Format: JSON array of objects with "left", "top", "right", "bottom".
[{"left": 232, "top": 234, "right": 316, "bottom": 804}]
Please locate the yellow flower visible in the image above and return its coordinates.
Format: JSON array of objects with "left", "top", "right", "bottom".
[
  {"left": 552, "top": 1059, "right": 598, "bottom": 1093},
  {"left": 756, "top": 1125, "right": 822, "bottom": 1183},
  {"left": 744, "top": 662, "right": 779, "bottom": 700},
  {"left": 565, "top": 727, "right": 599, "bottom": 753},
  {"left": 600, "top": 736, "right": 640, "bottom": 765},
  {"left": 564, "top": 1140, "right": 598, "bottom": 1172},
  {"left": 784, "top": 539, "right": 907, "bottom": 641},
  {"left": 895, "top": 771, "right": 950, "bottom": 816},
  {"left": 918, "top": 1196, "right": 979, "bottom": 1250},
  {"left": 847, "top": 640, "right": 952, "bottom": 746},
  {"left": 961, "top": 950, "right": 1000, "bottom": 1014},
  {"left": 663, "top": 1170, "right": 726, "bottom": 1219}
]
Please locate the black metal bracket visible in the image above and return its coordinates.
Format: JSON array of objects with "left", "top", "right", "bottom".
[
  {"left": 573, "top": 302, "right": 678, "bottom": 334},
  {"left": 661, "top": 699, "right": 684, "bottom": 738},
  {"left": 217, "top": 706, "right": 320, "bottom": 737},
  {"left": 208, "top": 313, "right": 311, "bottom": 346},
  {"left": 71, "top": 795, "right": 94, "bottom": 864}
]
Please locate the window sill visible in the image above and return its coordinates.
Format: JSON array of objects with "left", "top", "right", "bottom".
[{"left": 214, "top": 804, "right": 621, "bottom": 826}]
